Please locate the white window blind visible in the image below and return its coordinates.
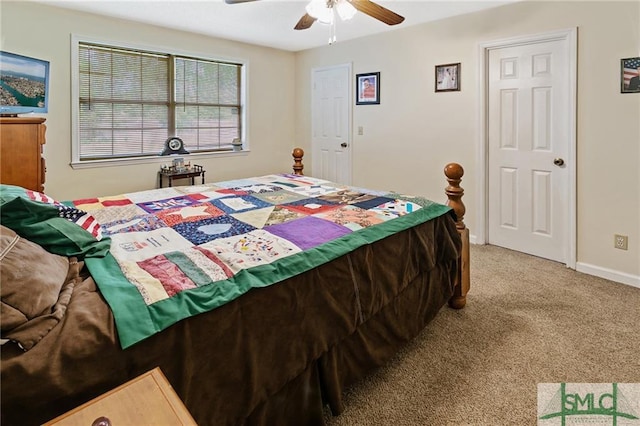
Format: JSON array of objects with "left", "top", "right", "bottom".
[
  {"left": 175, "top": 58, "right": 241, "bottom": 151},
  {"left": 77, "top": 42, "right": 243, "bottom": 162}
]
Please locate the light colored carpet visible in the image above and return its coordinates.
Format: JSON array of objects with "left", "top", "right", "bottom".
[{"left": 324, "top": 244, "right": 640, "bottom": 425}]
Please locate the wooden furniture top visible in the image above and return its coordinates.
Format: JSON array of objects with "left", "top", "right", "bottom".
[
  {"left": 43, "top": 367, "right": 197, "bottom": 426},
  {"left": 0, "top": 116, "right": 46, "bottom": 125}
]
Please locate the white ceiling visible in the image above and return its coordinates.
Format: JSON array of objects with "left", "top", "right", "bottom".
[{"left": 36, "top": 0, "right": 516, "bottom": 52}]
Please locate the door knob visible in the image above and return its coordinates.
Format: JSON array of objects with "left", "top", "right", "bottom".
[
  {"left": 553, "top": 158, "right": 565, "bottom": 167},
  {"left": 341, "top": 143, "right": 348, "bottom": 148}
]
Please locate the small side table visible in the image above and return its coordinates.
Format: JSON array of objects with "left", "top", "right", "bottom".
[
  {"left": 43, "top": 367, "right": 197, "bottom": 426},
  {"left": 158, "top": 164, "right": 205, "bottom": 188}
]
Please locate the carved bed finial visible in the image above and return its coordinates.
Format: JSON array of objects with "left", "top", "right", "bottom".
[
  {"left": 444, "top": 163, "right": 466, "bottom": 231},
  {"left": 292, "top": 148, "right": 304, "bottom": 175},
  {"left": 444, "top": 163, "right": 470, "bottom": 309}
]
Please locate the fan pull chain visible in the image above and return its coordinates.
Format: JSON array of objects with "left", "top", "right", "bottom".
[{"left": 328, "top": 8, "right": 337, "bottom": 45}]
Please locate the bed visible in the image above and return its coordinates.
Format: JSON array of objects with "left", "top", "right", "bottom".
[{"left": 0, "top": 148, "right": 469, "bottom": 426}]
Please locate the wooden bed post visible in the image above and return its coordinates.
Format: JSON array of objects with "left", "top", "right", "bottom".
[
  {"left": 444, "top": 163, "right": 470, "bottom": 309},
  {"left": 292, "top": 148, "right": 304, "bottom": 175}
]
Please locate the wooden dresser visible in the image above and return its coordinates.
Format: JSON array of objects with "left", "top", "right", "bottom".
[
  {"left": 43, "top": 368, "right": 197, "bottom": 426},
  {"left": 0, "top": 117, "right": 47, "bottom": 192}
]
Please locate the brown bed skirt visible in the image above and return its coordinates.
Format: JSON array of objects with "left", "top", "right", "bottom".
[
  {"left": 245, "top": 250, "right": 455, "bottom": 425},
  {"left": 1, "top": 213, "right": 460, "bottom": 426}
]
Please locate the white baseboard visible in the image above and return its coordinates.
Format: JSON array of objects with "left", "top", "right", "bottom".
[
  {"left": 575, "top": 262, "right": 640, "bottom": 289},
  {"left": 469, "top": 235, "right": 639, "bottom": 289}
]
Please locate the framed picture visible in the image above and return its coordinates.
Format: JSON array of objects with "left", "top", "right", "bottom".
[
  {"left": 435, "top": 63, "right": 460, "bottom": 92},
  {"left": 356, "top": 72, "right": 380, "bottom": 105},
  {"left": 621, "top": 57, "right": 640, "bottom": 93}
]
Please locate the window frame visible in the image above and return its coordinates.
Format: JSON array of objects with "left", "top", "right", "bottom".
[{"left": 71, "top": 34, "right": 249, "bottom": 169}]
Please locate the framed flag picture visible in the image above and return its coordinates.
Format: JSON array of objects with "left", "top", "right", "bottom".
[{"left": 621, "top": 57, "right": 640, "bottom": 93}]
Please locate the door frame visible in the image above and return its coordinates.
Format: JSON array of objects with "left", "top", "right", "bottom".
[
  {"left": 476, "top": 28, "right": 578, "bottom": 268},
  {"left": 310, "top": 62, "right": 353, "bottom": 183}
]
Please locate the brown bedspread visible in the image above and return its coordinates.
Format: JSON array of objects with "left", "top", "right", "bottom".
[{"left": 1, "top": 212, "right": 460, "bottom": 426}]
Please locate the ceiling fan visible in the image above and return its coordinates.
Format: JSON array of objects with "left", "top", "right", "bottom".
[{"left": 224, "top": 0, "right": 405, "bottom": 31}]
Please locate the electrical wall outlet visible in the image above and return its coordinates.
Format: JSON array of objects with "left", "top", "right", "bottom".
[{"left": 614, "top": 234, "right": 628, "bottom": 250}]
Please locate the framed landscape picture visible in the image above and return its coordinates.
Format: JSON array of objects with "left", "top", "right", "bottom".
[
  {"left": 0, "top": 50, "right": 50, "bottom": 115},
  {"left": 356, "top": 72, "right": 380, "bottom": 105}
]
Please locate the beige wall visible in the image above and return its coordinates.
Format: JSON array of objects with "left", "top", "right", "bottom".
[
  {"left": 0, "top": 1, "right": 296, "bottom": 200},
  {"left": 1, "top": 1, "right": 638, "bottom": 282},
  {"left": 294, "top": 1, "right": 640, "bottom": 281}
]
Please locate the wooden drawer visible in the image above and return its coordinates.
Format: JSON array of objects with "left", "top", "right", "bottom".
[{"left": 0, "top": 117, "right": 46, "bottom": 192}]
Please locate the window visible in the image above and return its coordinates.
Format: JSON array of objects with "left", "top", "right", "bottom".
[{"left": 73, "top": 39, "right": 244, "bottom": 165}]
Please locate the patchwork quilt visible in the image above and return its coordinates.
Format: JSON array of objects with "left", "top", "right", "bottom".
[{"left": 6, "top": 174, "right": 452, "bottom": 348}]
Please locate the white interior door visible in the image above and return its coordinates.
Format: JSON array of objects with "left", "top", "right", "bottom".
[
  {"left": 487, "top": 39, "right": 571, "bottom": 263},
  {"left": 311, "top": 64, "right": 352, "bottom": 184}
]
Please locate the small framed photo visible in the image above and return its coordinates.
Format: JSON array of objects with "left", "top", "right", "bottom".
[
  {"left": 356, "top": 72, "right": 380, "bottom": 105},
  {"left": 621, "top": 57, "right": 640, "bottom": 93},
  {"left": 435, "top": 63, "right": 460, "bottom": 92}
]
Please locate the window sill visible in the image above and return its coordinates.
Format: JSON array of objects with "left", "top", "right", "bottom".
[{"left": 70, "top": 149, "right": 250, "bottom": 170}]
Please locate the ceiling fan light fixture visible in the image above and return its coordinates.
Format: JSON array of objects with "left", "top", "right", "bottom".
[
  {"left": 335, "top": 0, "right": 356, "bottom": 21},
  {"left": 305, "top": 0, "right": 334, "bottom": 24}
]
